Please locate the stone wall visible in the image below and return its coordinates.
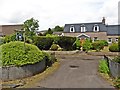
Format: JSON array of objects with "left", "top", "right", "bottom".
[
  {"left": 104, "top": 56, "right": 120, "bottom": 78},
  {"left": 1, "top": 59, "right": 46, "bottom": 81},
  {"left": 64, "top": 32, "right": 107, "bottom": 41}
]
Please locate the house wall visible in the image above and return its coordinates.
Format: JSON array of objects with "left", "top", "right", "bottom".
[
  {"left": 64, "top": 32, "right": 107, "bottom": 41},
  {"left": 1, "top": 25, "right": 23, "bottom": 36},
  {"left": 107, "top": 35, "right": 119, "bottom": 43}
]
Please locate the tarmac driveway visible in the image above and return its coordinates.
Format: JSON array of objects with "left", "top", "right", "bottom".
[{"left": 33, "top": 53, "right": 115, "bottom": 88}]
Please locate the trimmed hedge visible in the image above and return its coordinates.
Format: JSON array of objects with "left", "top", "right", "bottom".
[
  {"left": 1, "top": 41, "right": 50, "bottom": 66},
  {"left": 109, "top": 43, "right": 119, "bottom": 52},
  {"left": 33, "top": 36, "right": 76, "bottom": 51},
  {"left": 33, "top": 36, "right": 54, "bottom": 50}
]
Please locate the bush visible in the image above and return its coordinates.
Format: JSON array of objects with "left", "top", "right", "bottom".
[
  {"left": 50, "top": 44, "right": 59, "bottom": 51},
  {"left": 43, "top": 52, "right": 56, "bottom": 67},
  {"left": 115, "top": 78, "right": 120, "bottom": 89},
  {"left": 99, "top": 60, "right": 110, "bottom": 74},
  {"left": 112, "top": 56, "right": 120, "bottom": 64},
  {"left": 0, "top": 37, "right": 5, "bottom": 45},
  {"left": 109, "top": 43, "right": 119, "bottom": 52},
  {"left": 33, "top": 36, "right": 76, "bottom": 51},
  {"left": 73, "top": 38, "right": 81, "bottom": 50},
  {"left": 33, "top": 36, "right": 54, "bottom": 50},
  {"left": 4, "top": 34, "right": 17, "bottom": 43},
  {"left": 57, "top": 36, "right": 76, "bottom": 51},
  {"left": 100, "top": 40, "right": 108, "bottom": 46},
  {"left": 92, "top": 41, "right": 104, "bottom": 51},
  {"left": 1, "top": 41, "right": 48, "bottom": 66},
  {"left": 82, "top": 39, "right": 92, "bottom": 52}
]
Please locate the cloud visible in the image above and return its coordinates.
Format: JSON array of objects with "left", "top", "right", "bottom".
[{"left": 0, "top": 0, "right": 119, "bottom": 30}]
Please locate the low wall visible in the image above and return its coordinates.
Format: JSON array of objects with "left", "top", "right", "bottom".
[
  {"left": 88, "top": 52, "right": 118, "bottom": 56},
  {"left": 1, "top": 59, "right": 46, "bottom": 81},
  {"left": 109, "top": 60, "right": 120, "bottom": 78},
  {"left": 44, "top": 50, "right": 79, "bottom": 55},
  {"left": 104, "top": 56, "right": 120, "bottom": 78}
]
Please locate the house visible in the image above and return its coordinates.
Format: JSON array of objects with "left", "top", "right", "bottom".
[
  {"left": 0, "top": 24, "right": 23, "bottom": 37},
  {"left": 63, "top": 17, "right": 120, "bottom": 44}
]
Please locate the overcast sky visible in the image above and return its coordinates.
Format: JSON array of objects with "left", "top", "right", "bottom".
[{"left": 0, "top": 0, "right": 119, "bottom": 30}]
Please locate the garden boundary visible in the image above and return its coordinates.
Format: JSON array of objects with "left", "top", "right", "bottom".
[
  {"left": 104, "top": 55, "right": 120, "bottom": 78},
  {"left": 1, "top": 59, "right": 46, "bottom": 81}
]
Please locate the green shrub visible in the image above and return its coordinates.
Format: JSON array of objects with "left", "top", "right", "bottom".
[
  {"left": 25, "top": 37, "right": 33, "bottom": 44},
  {"left": 1, "top": 41, "right": 47, "bottom": 66},
  {"left": 43, "top": 52, "right": 56, "bottom": 66},
  {"left": 33, "top": 36, "right": 76, "bottom": 51},
  {"left": 112, "top": 56, "right": 120, "bottom": 64},
  {"left": 82, "top": 39, "right": 92, "bottom": 52},
  {"left": 92, "top": 41, "right": 104, "bottom": 51},
  {"left": 115, "top": 78, "right": 120, "bottom": 89},
  {"left": 99, "top": 60, "right": 110, "bottom": 74},
  {"left": 0, "top": 37, "right": 5, "bottom": 45},
  {"left": 57, "top": 36, "right": 76, "bottom": 51},
  {"left": 109, "top": 43, "right": 119, "bottom": 52},
  {"left": 33, "top": 36, "right": 54, "bottom": 50},
  {"left": 100, "top": 40, "right": 108, "bottom": 46},
  {"left": 4, "top": 34, "right": 17, "bottom": 43},
  {"left": 50, "top": 44, "right": 59, "bottom": 51},
  {"left": 73, "top": 38, "right": 81, "bottom": 50}
]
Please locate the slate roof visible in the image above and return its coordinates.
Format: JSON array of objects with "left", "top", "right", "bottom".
[
  {"left": 64, "top": 22, "right": 120, "bottom": 35},
  {"left": 107, "top": 25, "right": 120, "bottom": 35}
]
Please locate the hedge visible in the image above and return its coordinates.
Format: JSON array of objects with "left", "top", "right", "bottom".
[
  {"left": 1, "top": 41, "right": 50, "bottom": 66},
  {"left": 33, "top": 36, "right": 76, "bottom": 51},
  {"left": 109, "top": 43, "right": 119, "bottom": 52}
]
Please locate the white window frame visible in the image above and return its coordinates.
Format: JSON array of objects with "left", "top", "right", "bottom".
[
  {"left": 93, "top": 24, "right": 99, "bottom": 32},
  {"left": 81, "top": 26, "right": 86, "bottom": 32},
  {"left": 70, "top": 26, "right": 75, "bottom": 32},
  {"left": 108, "top": 38, "right": 112, "bottom": 43},
  {"left": 115, "top": 38, "right": 118, "bottom": 42}
]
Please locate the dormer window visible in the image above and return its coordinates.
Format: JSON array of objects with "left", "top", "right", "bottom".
[
  {"left": 70, "top": 25, "right": 75, "bottom": 32},
  {"left": 81, "top": 24, "right": 86, "bottom": 32},
  {"left": 93, "top": 24, "right": 99, "bottom": 32}
]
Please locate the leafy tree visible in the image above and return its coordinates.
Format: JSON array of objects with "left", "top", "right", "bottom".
[
  {"left": 53, "top": 26, "right": 63, "bottom": 32},
  {"left": 43, "top": 28, "right": 53, "bottom": 36},
  {"left": 23, "top": 18, "right": 39, "bottom": 39}
]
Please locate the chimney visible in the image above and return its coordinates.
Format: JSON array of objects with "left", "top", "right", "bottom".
[{"left": 102, "top": 17, "right": 105, "bottom": 24}]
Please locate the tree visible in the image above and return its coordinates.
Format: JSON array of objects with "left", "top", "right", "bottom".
[
  {"left": 43, "top": 28, "right": 53, "bottom": 36},
  {"left": 53, "top": 25, "right": 63, "bottom": 32},
  {"left": 23, "top": 18, "right": 39, "bottom": 39},
  {"left": 73, "top": 38, "right": 81, "bottom": 50}
]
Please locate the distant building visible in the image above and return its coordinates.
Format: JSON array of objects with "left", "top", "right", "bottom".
[
  {"left": 63, "top": 18, "right": 120, "bottom": 43},
  {"left": 0, "top": 24, "right": 23, "bottom": 37}
]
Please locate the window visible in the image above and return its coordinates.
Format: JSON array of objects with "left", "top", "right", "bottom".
[
  {"left": 93, "top": 37, "right": 98, "bottom": 42},
  {"left": 70, "top": 25, "right": 75, "bottom": 32},
  {"left": 93, "top": 24, "right": 99, "bottom": 32},
  {"left": 81, "top": 24, "right": 86, "bottom": 32},
  {"left": 115, "top": 38, "right": 118, "bottom": 42},
  {"left": 108, "top": 38, "right": 112, "bottom": 43}
]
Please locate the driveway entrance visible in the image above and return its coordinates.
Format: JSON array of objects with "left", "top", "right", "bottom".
[{"left": 32, "top": 53, "right": 114, "bottom": 88}]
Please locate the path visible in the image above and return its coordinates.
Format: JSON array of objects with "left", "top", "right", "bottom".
[{"left": 31, "top": 53, "right": 115, "bottom": 88}]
